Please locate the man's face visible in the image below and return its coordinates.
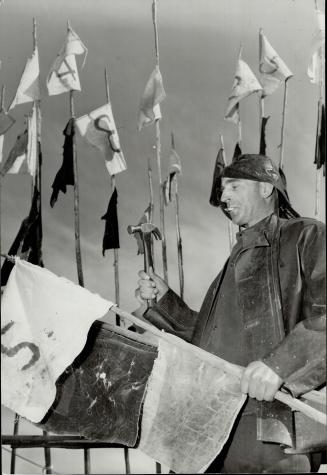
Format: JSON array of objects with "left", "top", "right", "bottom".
[{"left": 220, "top": 178, "right": 267, "bottom": 227}]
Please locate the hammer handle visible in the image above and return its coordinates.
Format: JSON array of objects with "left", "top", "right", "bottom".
[{"left": 143, "top": 235, "right": 155, "bottom": 308}]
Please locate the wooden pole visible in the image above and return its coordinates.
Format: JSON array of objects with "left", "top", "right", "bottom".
[
  {"left": 104, "top": 68, "right": 121, "bottom": 328},
  {"left": 220, "top": 134, "right": 234, "bottom": 250},
  {"left": 34, "top": 18, "right": 53, "bottom": 475},
  {"left": 148, "top": 157, "right": 154, "bottom": 222},
  {"left": 152, "top": 0, "right": 168, "bottom": 285},
  {"left": 68, "top": 20, "right": 87, "bottom": 473},
  {"left": 278, "top": 78, "right": 289, "bottom": 169}
]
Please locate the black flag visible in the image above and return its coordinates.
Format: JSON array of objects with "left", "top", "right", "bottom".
[
  {"left": 101, "top": 187, "right": 120, "bottom": 255},
  {"left": 232, "top": 142, "right": 242, "bottom": 162},
  {"left": 259, "top": 116, "right": 270, "bottom": 155},
  {"left": 314, "top": 102, "right": 325, "bottom": 176},
  {"left": 209, "top": 147, "right": 225, "bottom": 207},
  {"left": 50, "top": 118, "right": 75, "bottom": 207}
]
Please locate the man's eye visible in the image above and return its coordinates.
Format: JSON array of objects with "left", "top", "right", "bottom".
[{"left": 232, "top": 185, "right": 238, "bottom": 190}]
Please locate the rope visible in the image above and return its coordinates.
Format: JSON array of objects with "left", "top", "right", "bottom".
[{"left": 2, "top": 446, "right": 59, "bottom": 474}]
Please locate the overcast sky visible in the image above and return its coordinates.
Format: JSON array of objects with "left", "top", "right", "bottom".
[{"left": 1, "top": 0, "right": 325, "bottom": 473}]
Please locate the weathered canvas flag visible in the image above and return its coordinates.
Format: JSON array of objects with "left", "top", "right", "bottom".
[
  {"left": 50, "top": 118, "right": 75, "bottom": 207},
  {"left": 75, "top": 103, "right": 127, "bottom": 176},
  {"left": 0, "top": 108, "right": 16, "bottom": 135},
  {"left": 1, "top": 259, "right": 113, "bottom": 422},
  {"left": 139, "top": 335, "right": 247, "bottom": 473},
  {"left": 9, "top": 47, "right": 40, "bottom": 109},
  {"left": 138, "top": 66, "right": 166, "bottom": 131},
  {"left": 101, "top": 187, "right": 120, "bottom": 255},
  {"left": 259, "top": 30, "right": 293, "bottom": 96},
  {"left": 46, "top": 25, "right": 87, "bottom": 96},
  {"left": 307, "top": 9, "right": 325, "bottom": 85},
  {"left": 225, "top": 58, "right": 262, "bottom": 124},
  {"left": 163, "top": 135, "right": 182, "bottom": 206},
  {"left": 39, "top": 321, "right": 157, "bottom": 446},
  {"left": 209, "top": 147, "right": 225, "bottom": 207},
  {"left": 1, "top": 104, "right": 38, "bottom": 176}
]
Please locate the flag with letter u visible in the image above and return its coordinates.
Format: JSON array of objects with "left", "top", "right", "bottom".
[
  {"left": 1, "top": 258, "right": 113, "bottom": 422},
  {"left": 225, "top": 57, "right": 262, "bottom": 124},
  {"left": 75, "top": 103, "right": 127, "bottom": 176},
  {"left": 9, "top": 46, "right": 40, "bottom": 109},
  {"left": 259, "top": 30, "right": 293, "bottom": 96},
  {"left": 138, "top": 66, "right": 166, "bottom": 130},
  {"left": 46, "top": 25, "right": 87, "bottom": 96}
]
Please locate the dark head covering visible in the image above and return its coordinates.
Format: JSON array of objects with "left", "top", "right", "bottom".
[{"left": 210, "top": 153, "right": 299, "bottom": 220}]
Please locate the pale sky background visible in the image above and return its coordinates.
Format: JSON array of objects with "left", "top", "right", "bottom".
[{"left": 0, "top": 0, "right": 325, "bottom": 473}]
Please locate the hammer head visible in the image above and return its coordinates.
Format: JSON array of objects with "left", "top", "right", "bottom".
[{"left": 127, "top": 222, "right": 162, "bottom": 240}]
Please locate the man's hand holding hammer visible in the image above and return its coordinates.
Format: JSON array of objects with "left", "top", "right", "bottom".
[{"left": 136, "top": 268, "right": 169, "bottom": 304}]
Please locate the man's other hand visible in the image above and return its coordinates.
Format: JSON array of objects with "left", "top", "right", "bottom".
[
  {"left": 241, "top": 361, "right": 283, "bottom": 402},
  {"left": 137, "top": 268, "right": 169, "bottom": 302}
]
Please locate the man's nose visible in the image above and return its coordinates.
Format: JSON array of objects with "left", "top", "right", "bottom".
[{"left": 220, "top": 188, "right": 229, "bottom": 203}]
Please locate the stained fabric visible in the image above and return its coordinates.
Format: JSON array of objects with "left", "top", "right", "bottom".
[
  {"left": 1, "top": 175, "right": 43, "bottom": 286},
  {"left": 50, "top": 118, "right": 75, "bottom": 207},
  {"left": 314, "top": 101, "right": 325, "bottom": 175},
  {"left": 101, "top": 187, "right": 120, "bottom": 255},
  {"left": 40, "top": 322, "right": 157, "bottom": 446},
  {"left": 259, "top": 116, "right": 269, "bottom": 156},
  {"left": 139, "top": 335, "right": 246, "bottom": 473}
]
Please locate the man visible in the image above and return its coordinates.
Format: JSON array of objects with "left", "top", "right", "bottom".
[{"left": 136, "top": 154, "right": 326, "bottom": 473}]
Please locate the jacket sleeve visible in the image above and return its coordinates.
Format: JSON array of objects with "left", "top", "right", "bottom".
[
  {"left": 144, "top": 289, "right": 199, "bottom": 342},
  {"left": 262, "top": 222, "right": 326, "bottom": 397}
]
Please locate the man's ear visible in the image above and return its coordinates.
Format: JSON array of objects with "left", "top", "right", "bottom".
[{"left": 259, "top": 181, "right": 274, "bottom": 198}]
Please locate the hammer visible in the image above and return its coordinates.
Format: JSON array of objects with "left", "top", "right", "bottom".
[{"left": 127, "top": 222, "right": 162, "bottom": 307}]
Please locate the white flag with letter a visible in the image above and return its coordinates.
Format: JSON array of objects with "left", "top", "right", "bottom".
[
  {"left": 46, "top": 25, "right": 87, "bottom": 96},
  {"left": 75, "top": 103, "right": 127, "bottom": 176}
]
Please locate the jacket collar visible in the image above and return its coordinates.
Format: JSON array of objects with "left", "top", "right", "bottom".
[{"left": 236, "top": 212, "right": 278, "bottom": 248}]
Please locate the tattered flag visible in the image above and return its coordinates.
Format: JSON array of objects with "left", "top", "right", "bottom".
[
  {"left": 259, "top": 30, "right": 293, "bottom": 96},
  {"left": 259, "top": 116, "right": 270, "bottom": 155},
  {"left": 9, "top": 46, "right": 40, "bottom": 109},
  {"left": 307, "top": 9, "right": 325, "bottom": 85},
  {"left": 0, "top": 109, "right": 15, "bottom": 135},
  {"left": 209, "top": 147, "right": 225, "bottom": 207},
  {"left": 101, "top": 187, "right": 120, "bottom": 255},
  {"left": 232, "top": 142, "right": 242, "bottom": 161},
  {"left": 50, "top": 118, "right": 75, "bottom": 207},
  {"left": 138, "top": 66, "right": 166, "bottom": 131}
]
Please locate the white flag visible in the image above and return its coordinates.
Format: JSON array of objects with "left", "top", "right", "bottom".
[
  {"left": 259, "top": 30, "right": 293, "bottom": 96},
  {"left": 26, "top": 102, "right": 38, "bottom": 178},
  {"left": 75, "top": 103, "right": 127, "bottom": 176},
  {"left": 225, "top": 58, "right": 262, "bottom": 124},
  {"left": 307, "top": 9, "right": 325, "bottom": 85},
  {"left": 1, "top": 258, "right": 114, "bottom": 422},
  {"left": 9, "top": 47, "right": 40, "bottom": 109},
  {"left": 46, "top": 25, "right": 87, "bottom": 96},
  {"left": 138, "top": 66, "right": 166, "bottom": 130}
]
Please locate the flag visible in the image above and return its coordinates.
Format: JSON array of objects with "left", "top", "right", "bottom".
[
  {"left": 307, "top": 9, "right": 325, "bottom": 85},
  {"left": 259, "top": 116, "right": 270, "bottom": 155},
  {"left": 1, "top": 181, "right": 43, "bottom": 286},
  {"left": 259, "top": 30, "right": 293, "bottom": 96},
  {"left": 0, "top": 104, "right": 38, "bottom": 176},
  {"left": 133, "top": 204, "right": 151, "bottom": 255},
  {"left": 1, "top": 258, "right": 113, "bottom": 422},
  {"left": 163, "top": 136, "right": 182, "bottom": 206},
  {"left": 39, "top": 321, "right": 157, "bottom": 445},
  {"left": 0, "top": 108, "right": 15, "bottom": 135},
  {"left": 46, "top": 25, "right": 87, "bottom": 96},
  {"left": 139, "top": 335, "right": 246, "bottom": 473},
  {"left": 138, "top": 66, "right": 166, "bottom": 131},
  {"left": 225, "top": 58, "right": 262, "bottom": 124},
  {"left": 314, "top": 101, "right": 325, "bottom": 175},
  {"left": 75, "top": 103, "right": 127, "bottom": 176},
  {"left": 50, "top": 118, "right": 75, "bottom": 207},
  {"left": 9, "top": 47, "right": 40, "bottom": 109},
  {"left": 163, "top": 173, "right": 175, "bottom": 206},
  {"left": 233, "top": 142, "right": 242, "bottom": 161},
  {"left": 209, "top": 147, "right": 225, "bottom": 207},
  {"left": 101, "top": 187, "right": 120, "bottom": 255}
]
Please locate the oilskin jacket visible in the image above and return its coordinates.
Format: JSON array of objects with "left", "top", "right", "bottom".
[{"left": 145, "top": 213, "right": 326, "bottom": 447}]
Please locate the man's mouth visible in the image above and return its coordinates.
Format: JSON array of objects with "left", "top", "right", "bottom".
[{"left": 226, "top": 206, "right": 237, "bottom": 212}]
